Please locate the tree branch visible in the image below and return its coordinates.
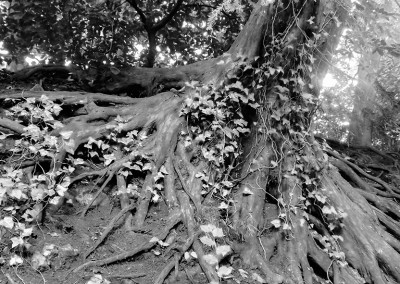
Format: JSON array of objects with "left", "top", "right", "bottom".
[
  {"left": 126, "top": 0, "right": 148, "bottom": 27},
  {"left": 153, "top": 0, "right": 184, "bottom": 31}
]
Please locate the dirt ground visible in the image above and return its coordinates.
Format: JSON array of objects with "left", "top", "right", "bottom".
[{"left": 1, "top": 196, "right": 177, "bottom": 284}]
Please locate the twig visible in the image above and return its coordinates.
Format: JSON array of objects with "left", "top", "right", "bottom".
[
  {"left": 81, "top": 170, "right": 116, "bottom": 217},
  {"left": 106, "top": 272, "right": 146, "bottom": 279},
  {"left": 84, "top": 203, "right": 136, "bottom": 259},
  {"left": 70, "top": 168, "right": 108, "bottom": 185},
  {"left": 72, "top": 211, "right": 181, "bottom": 273},
  {"left": 1, "top": 269, "right": 17, "bottom": 284}
]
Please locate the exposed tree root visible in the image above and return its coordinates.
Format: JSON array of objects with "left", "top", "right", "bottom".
[
  {"left": 80, "top": 170, "right": 116, "bottom": 217},
  {"left": 176, "top": 188, "right": 219, "bottom": 283},
  {"left": 83, "top": 203, "right": 136, "bottom": 259},
  {"left": 327, "top": 150, "right": 399, "bottom": 196},
  {"left": 72, "top": 210, "right": 181, "bottom": 273},
  {"left": 172, "top": 156, "right": 201, "bottom": 213},
  {"left": 105, "top": 273, "right": 145, "bottom": 281},
  {"left": 154, "top": 231, "right": 199, "bottom": 284}
]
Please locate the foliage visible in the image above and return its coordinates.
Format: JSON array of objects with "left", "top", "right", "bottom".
[
  {"left": 0, "top": 0, "right": 250, "bottom": 69},
  {"left": 313, "top": 0, "right": 400, "bottom": 148}
]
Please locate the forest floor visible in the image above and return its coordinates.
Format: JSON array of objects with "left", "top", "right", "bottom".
[{"left": 1, "top": 193, "right": 179, "bottom": 284}]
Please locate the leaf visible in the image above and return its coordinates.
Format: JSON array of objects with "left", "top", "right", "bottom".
[
  {"left": 217, "top": 266, "right": 233, "bottom": 277},
  {"left": 242, "top": 187, "right": 253, "bottom": 195},
  {"left": 22, "top": 227, "right": 33, "bottom": 237},
  {"left": 60, "top": 131, "right": 73, "bottom": 139},
  {"left": 238, "top": 269, "right": 248, "bottom": 278},
  {"left": 86, "top": 274, "right": 110, "bottom": 284},
  {"left": 333, "top": 235, "right": 344, "bottom": 242},
  {"left": 218, "top": 202, "right": 229, "bottom": 209},
  {"left": 212, "top": 227, "right": 224, "bottom": 238},
  {"left": 64, "top": 138, "right": 76, "bottom": 154},
  {"left": 200, "top": 224, "right": 217, "bottom": 233},
  {"left": 203, "top": 254, "right": 218, "bottom": 266},
  {"left": 142, "top": 163, "right": 152, "bottom": 171},
  {"left": 104, "top": 153, "right": 115, "bottom": 166},
  {"left": 199, "top": 235, "right": 216, "bottom": 247},
  {"left": 0, "top": 216, "right": 14, "bottom": 229},
  {"left": 322, "top": 205, "right": 337, "bottom": 215},
  {"left": 11, "top": 236, "right": 24, "bottom": 248},
  {"left": 149, "top": 237, "right": 159, "bottom": 243},
  {"left": 271, "top": 219, "right": 281, "bottom": 228},
  {"left": 9, "top": 254, "right": 23, "bottom": 266},
  {"left": 216, "top": 245, "right": 231, "bottom": 256},
  {"left": 159, "top": 165, "right": 168, "bottom": 175},
  {"left": 10, "top": 188, "right": 26, "bottom": 200},
  {"left": 315, "top": 193, "right": 327, "bottom": 204}
]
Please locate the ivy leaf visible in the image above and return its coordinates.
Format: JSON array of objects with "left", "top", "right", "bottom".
[
  {"left": 322, "top": 205, "right": 337, "bottom": 215},
  {"left": 239, "top": 269, "right": 249, "bottom": 278},
  {"left": 10, "top": 188, "right": 26, "bottom": 200},
  {"left": 60, "top": 131, "right": 73, "bottom": 140},
  {"left": 159, "top": 165, "right": 168, "bottom": 175},
  {"left": 104, "top": 153, "right": 116, "bottom": 166},
  {"left": 203, "top": 254, "right": 218, "bottom": 266},
  {"left": 149, "top": 237, "right": 159, "bottom": 243},
  {"left": 0, "top": 178, "right": 14, "bottom": 187},
  {"left": 200, "top": 224, "right": 217, "bottom": 233},
  {"left": 11, "top": 236, "right": 24, "bottom": 248},
  {"left": 315, "top": 193, "right": 327, "bottom": 204},
  {"left": 217, "top": 266, "right": 233, "bottom": 277},
  {"left": 242, "top": 187, "right": 253, "bottom": 195},
  {"left": 218, "top": 202, "right": 229, "bottom": 209},
  {"left": 224, "top": 146, "right": 235, "bottom": 152},
  {"left": 21, "top": 227, "right": 33, "bottom": 237},
  {"left": 9, "top": 254, "right": 23, "bottom": 266},
  {"left": 212, "top": 227, "right": 224, "bottom": 238},
  {"left": 0, "top": 216, "right": 14, "bottom": 229},
  {"left": 199, "top": 235, "right": 216, "bottom": 247},
  {"left": 271, "top": 219, "right": 281, "bottom": 228},
  {"left": 216, "top": 245, "right": 231, "bottom": 256},
  {"left": 333, "top": 235, "right": 344, "bottom": 242}
]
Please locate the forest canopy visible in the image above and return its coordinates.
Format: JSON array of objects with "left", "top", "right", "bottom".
[{"left": 1, "top": 1, "right": 400, "bottom": 284}]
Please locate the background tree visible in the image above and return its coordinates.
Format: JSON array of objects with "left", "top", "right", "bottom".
[
  {"left": 1, "top": 1, "right": 400, "bottom": 284},
  {"left": 314, "top": 0, "right": 400, "bottom": 150}
]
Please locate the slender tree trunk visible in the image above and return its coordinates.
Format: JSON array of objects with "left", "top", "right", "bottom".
[{"left": 349, "top": 51, "right": 381, "bottom": 146}]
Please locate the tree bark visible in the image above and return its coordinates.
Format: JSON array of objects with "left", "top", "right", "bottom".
[{"left": 2, "top": 1, "right": 400, "bottom": 284}]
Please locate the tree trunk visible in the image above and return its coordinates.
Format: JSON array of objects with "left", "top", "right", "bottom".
[
  {"left": 2, "top": 1, "right": 400, "bottom": 284},
  {"left": 349, "top": 51, "right": 381, "bottom": 147}
]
